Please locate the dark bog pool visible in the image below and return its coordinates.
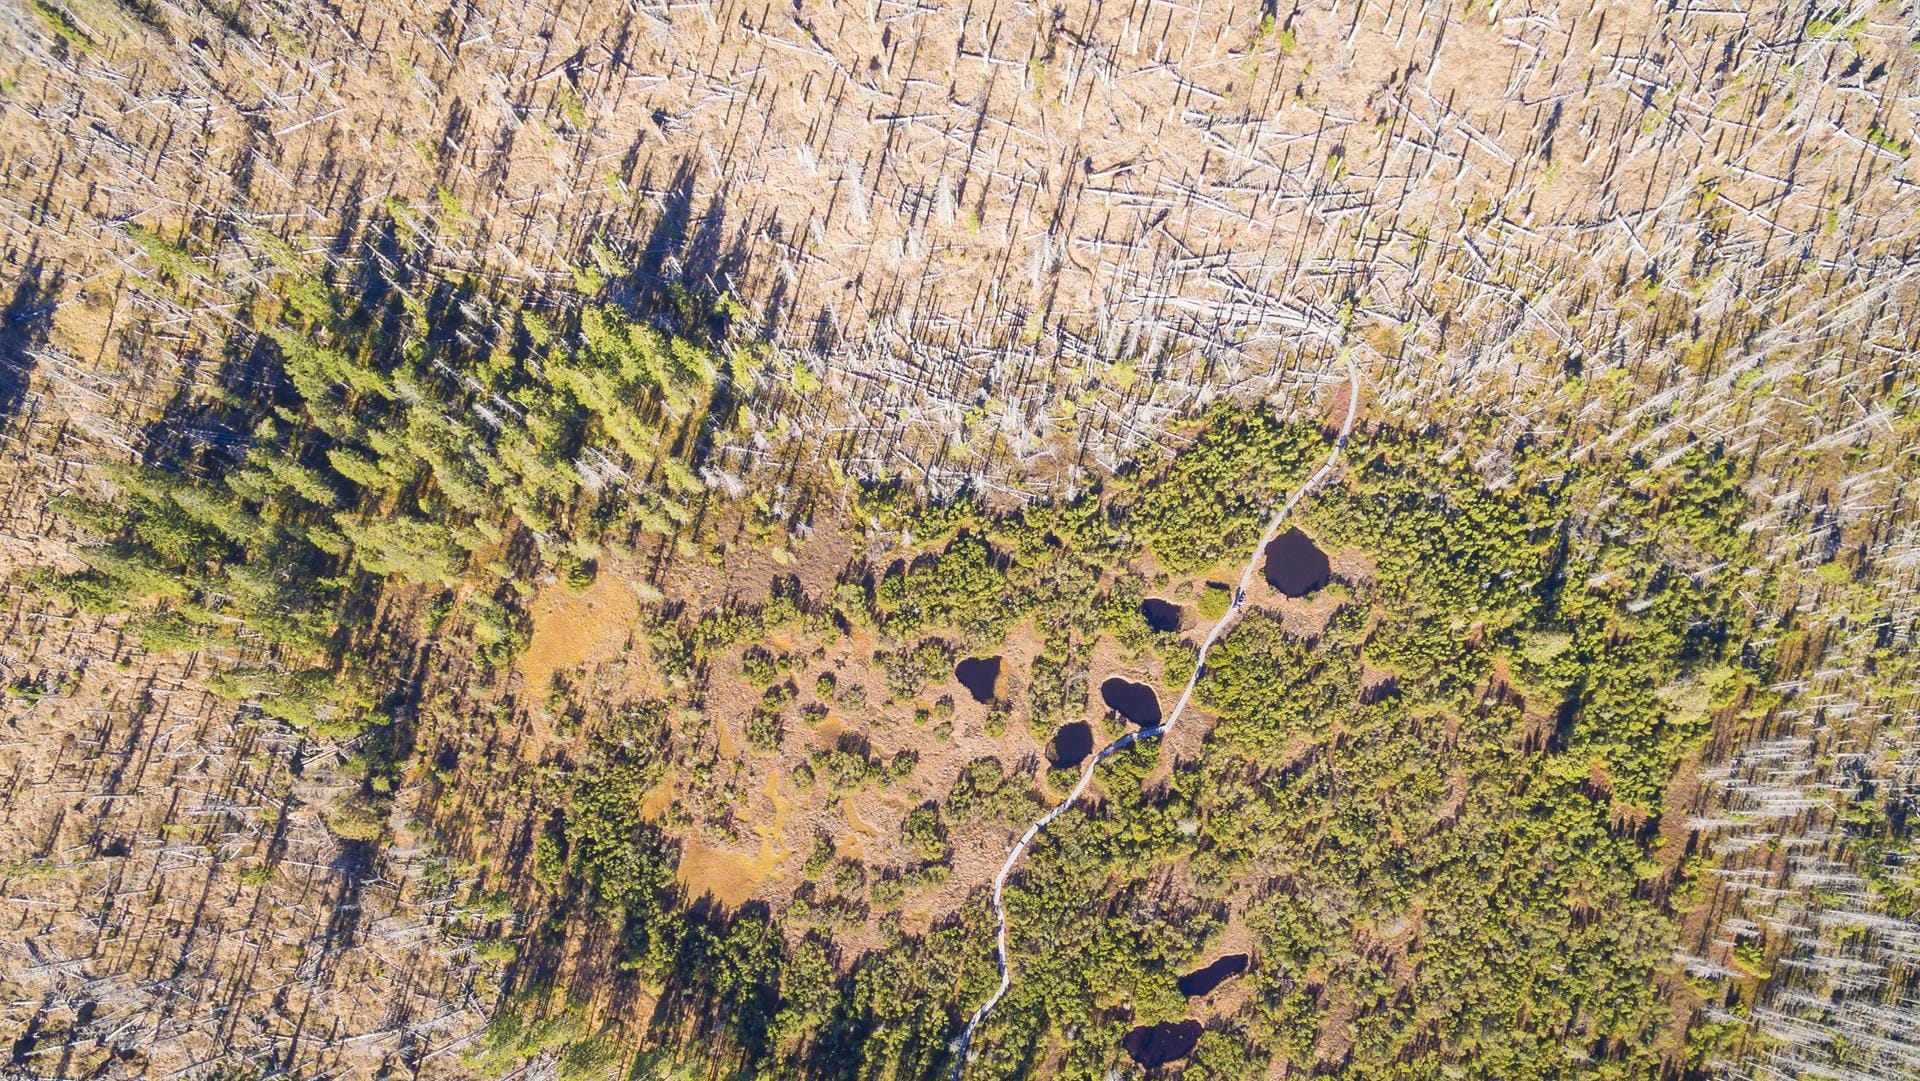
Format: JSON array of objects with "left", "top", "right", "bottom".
[
  {"left": 1048, "top": 721, "right": 1094, "bottom": 768},
  {"left": 1263, "top": 527, "right": 1331, "bottom": 597},
  {"left": 1178, "top": 953, "right": 1249, "bottom": 996},
  {"left": 1101, "top": 677, "right": 1162, "bottom": 727},
  {"left": 1140, "top": 597, "right": 1184, "bottom": 633},
  {"left": 955, "top": 656, "right": 1000, "bottom": 704},
  {"left": 1123, "top": 1020, "right": 1203, "bottom": 1068}
]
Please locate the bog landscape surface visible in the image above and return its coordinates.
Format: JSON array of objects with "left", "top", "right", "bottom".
[{"left": 0, "top": 2, "right": 1916, "bottom": 1081}]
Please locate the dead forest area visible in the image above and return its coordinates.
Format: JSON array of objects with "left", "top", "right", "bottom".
[{"left": 1, "top": 0, "right": 1918, "bottom": 1080}]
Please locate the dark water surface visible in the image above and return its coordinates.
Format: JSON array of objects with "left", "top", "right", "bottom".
[
  {"left": 1263, "top": 526, "right": 1331, "bottom": 597},
  {"left": 954, "top": 656, "right": 1000, "bottom": 704},
  {"left": 1123, "top": 1020, "right": 1203, "bottom": 1067},
  {"left": 1100, "top": 677, "right": 1162, "bottom": 727},
  {"left": 1048, "top": 721, "right": 1094, "bottom": 768},
  {"left": 1177, "top": 953, "right": 1249, "bottom": 996},
  {"left": 1140, "top": 597, "right": 1184, "bottom": 632}
]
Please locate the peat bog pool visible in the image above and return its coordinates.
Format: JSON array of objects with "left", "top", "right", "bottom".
[
  {"left": 1048, "top": 721, "right": 1094, "bottom": 768},
  {"left": 1100, "top": 677, "right": 1162, "bottom": 727},
  {"left": 1140, "top": 597, "right": 1185, "bottom": 633},
  {"left": 1123, "top": 1020, "right": 1203, "bottom": 1067},
  {"left": 1177, "top": 953, "right": 1249, "bottom": 996},
  {"left": 954, "top": 656, "right": 1001, "bottom": 704},
  {"left": 1263, "top": 526, "right": 1331, "bottom": 597}
]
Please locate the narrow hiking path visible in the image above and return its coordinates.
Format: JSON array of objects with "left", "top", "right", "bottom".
[{"left": 949, "top": 361, "right": 1361, "bottom": 1078}]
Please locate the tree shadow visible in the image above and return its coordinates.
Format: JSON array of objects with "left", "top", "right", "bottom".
[
  {"left": 0, "top": 263, "right": 60, "bottom": 429},
  {"left": 133, "top": 323, "right": 278, "bottom": 476}
]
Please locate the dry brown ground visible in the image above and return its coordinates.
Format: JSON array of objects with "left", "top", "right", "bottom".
[{"left": 518, "top": 563, "right": 646, "bottom": 701}]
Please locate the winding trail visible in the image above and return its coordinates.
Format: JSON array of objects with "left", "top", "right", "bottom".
[{"left": 949, "top": 360, "right": 1361, "bottom": 1079}]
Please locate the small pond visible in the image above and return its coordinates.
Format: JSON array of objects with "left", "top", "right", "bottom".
[
  {"left": 1263, "top": 526, "right": 1331, "bottom": 597},
  {"left": 1100, "top": 677, "right": 1162, "bottom": 727},
  {"left": 1123, "top": 1020, "right": 1203, "bottom": 1068},
  {"left": 1048, "top": 721, "right": 1094, "bottom": 769},
  {"left": 954, "top": 656, "right": 1001, "bottom": 704},
  {"left": 1177, "top": 953, "right": 1249, "bottom": 996},
  {"left": 1140, "top": 597, "right": 1185, "bottom": 633}
]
